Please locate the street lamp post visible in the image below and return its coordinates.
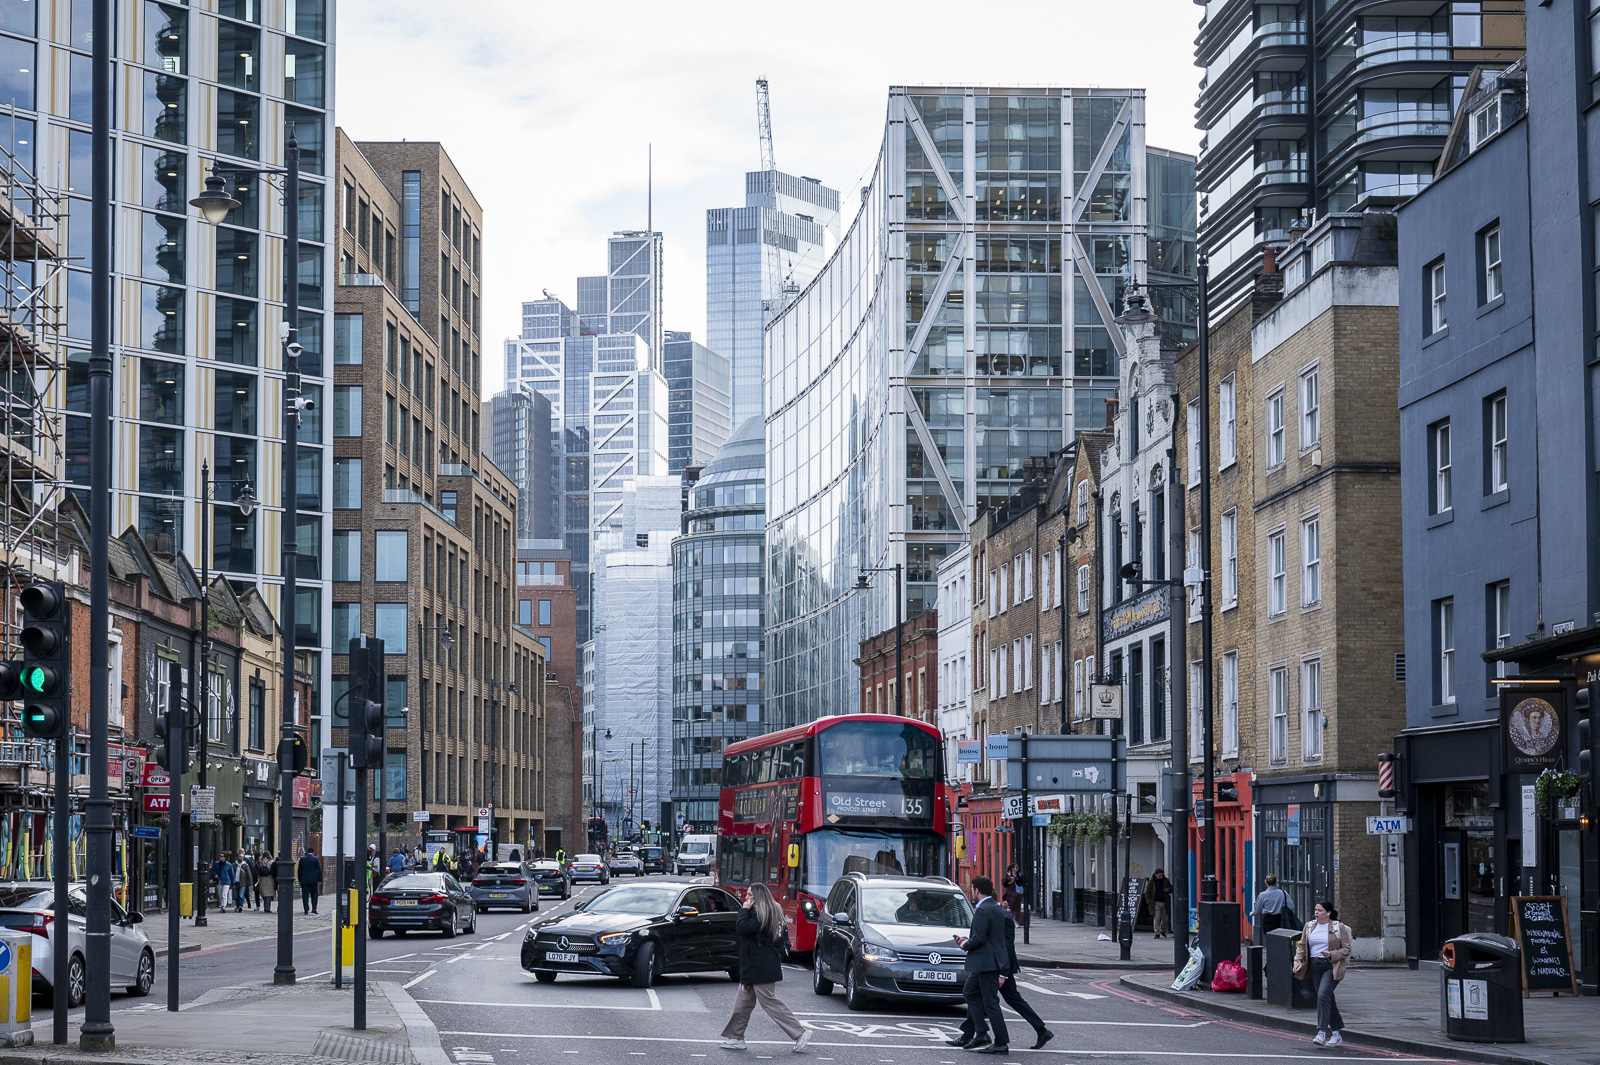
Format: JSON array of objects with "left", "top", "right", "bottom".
[
  {"left": 416, "top": 621, "right": 453, "bottom": 850},
  {"left": 487, "top": 679, "right": 515, "bottom": 859},
  {"left": 855, "top": 564, "right": 904, "bottom": 716},
  {"left": 192, "top": 462, "right": 257, "bottom": 930},
  {"left": 592, "top": 727, "right": 612, "bottom": 840},
  {"left": 191, "top": 133, "right": 304, "bottom": 986}
]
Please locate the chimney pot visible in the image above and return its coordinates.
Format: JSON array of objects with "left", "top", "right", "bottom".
[{"left": 1262, "top": 245, "right": 1279, "bottom": 274}]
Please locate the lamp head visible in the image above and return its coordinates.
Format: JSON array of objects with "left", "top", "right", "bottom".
[
  {"left": 854, "top": 574, "right": 871, "bottom": 590},
  {"left": 234, "top": 483, "right": 258, "bottom": 517},
  {"left": 439, "top": 624, "right": 454, "bottom": 649},
  {"left": 190, "top": 172, "right": 241, "bottom": 225}
]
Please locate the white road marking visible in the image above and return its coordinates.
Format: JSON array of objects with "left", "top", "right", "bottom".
[
  {"left": 1016, "top": 980, "right": 1106, "bottom": 1001},
  {"left": 419, "top": 998, "right": 664, "bottom": 1012},
  {"left": 435, "top": 1034, "right": 1459, "bottom": 1059},
  {"left": 404, "top": 969, "right": 438, "bottom": 989},
  {"left": 646, "top": 987, "right": 661, "bottom": 1011},
  {"left": 792, "top": 1011, "right": 1199, "bottom": 1029}
]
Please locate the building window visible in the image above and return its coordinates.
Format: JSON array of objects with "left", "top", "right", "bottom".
[
  {"left": 1265, "top": 388, "right": 1285, "bottom": 467},
  {"left": 1491, "top": 580, "right": 1510, "bottom": 652},
  {"left": 1189, "top": 661, "right": 1204, "bottom": 762},
  {"left": 1302, "top": 657, "right": 1323, "bottom": 761},
  {"left": 1428, "top": 259, "right": 1447, "bottom": 334},
  {"left": 539, "top": 599, "right": 551, "bottom": 626},
  {"left": 1301, "top": 516, "right": 1321, "bottom": 607},
  {"left": 1077, "top": 480, "right": 1090, "bottom": 525},
  {"left": 1269, "top": 665, "right": 1289, "bottom": 764},
  {"left": 1268, "top": 528, "right": 1287, "bottom": 616},
  {"left": 1436, "top": 597, "right": 1456, "bottom": 705},
  {"left": 374, "top": 529, "right": 407, "bottom": 581},
  {"left": 1023, "top": 634, "right": 1034, "bottom": 690},
  {"left": 1219, "top": 649, "right": 1239, "bottom": 757},
  {"left": 518, "top": 599, "right": 532, "bottom": 626},
  {"left": 1186, "top": 400, "right": 1200, "bottom": 486},
  {"left": 1470, "top": 94, "right": 1501, "bottom": 150},
  {"left": 1221, "top": 509, "right": 1238, "bottom": 609},
  {"left": 1487, "top": 392, "right": 1507, "bottom": 493},
  {"left": 1432, "top": 420, "right": 1452, "bottom": 513},
  {"left": 1150, "top": 636, "right": 1166, "bottom": 742},
  {"left": 1219, "top": 375, "right": 1236, "bottom": 467},
  {"left": 332, "top": 528, "right": 359, "bottom": 581},
  {"left": 1481, "top": 225, "right": 1502, "bottom": 304},
  {"left": 1299, "top": 364, "right": 1319, "bottom": 448},
  {"left": 1188, "top": 529, "right": 1202, "bottom": 622},
  {"left": 333, "top": 457, "right": 361, "bottom": 508},
  {"left": 248, "top": 679, "right": 265, "bottom": 752},
  {"left": 1077, "top": 564, "right": 1090, "bottom": 613},
  {"left": 1073, "top": 658, "right": 1085, "bottom": 719},
  {"left": 374, "top": 602, "right": 408, "bottom": 654}
]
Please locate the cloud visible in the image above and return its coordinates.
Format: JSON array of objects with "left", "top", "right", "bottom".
[{"left": 335, "top": 0, "right": 1202, "bottom": 392}]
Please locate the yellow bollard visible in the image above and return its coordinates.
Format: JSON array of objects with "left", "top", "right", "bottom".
[
  {"left": 0, "top": 930, "right": 34, "bottom": 1046},
  {"left": 332, "top": 887, "right": 356, "bottom": 983},
  {"left": 179, "top": 881, "right": 194, "bottom": 918}
]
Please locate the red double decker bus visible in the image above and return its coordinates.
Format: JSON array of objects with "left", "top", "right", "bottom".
[{"left": 717, "top": 714, "right": 949, "bottom": 953}]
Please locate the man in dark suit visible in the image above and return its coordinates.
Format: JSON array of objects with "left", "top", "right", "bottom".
[
  {"left": 999, "top": 907, "right": 1053, "bottom": 1049},
  {"left": 946, "top": 875, "right": 1010, "bottom": 1053}
]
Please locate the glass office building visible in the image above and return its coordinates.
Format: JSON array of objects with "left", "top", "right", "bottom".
[
  {"left": 577, "top": 230, "right": 664, "bottom": 365},
  {"left": 663, "top": 330, "right": 732, "bottom": 478},
  {"left": 671, "top": 418, "right": 767, "bottom": 826},
  {"left": 706, "top": 171, "right": 840, "bottom": 425},
  {"left": 765, "top": 86, "right": 1194, "bottom": 725}
]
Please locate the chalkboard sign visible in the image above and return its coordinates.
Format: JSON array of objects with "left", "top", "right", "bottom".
[
  {"left": 1509, "top": 896, "right": 1578, "bottom": 997},
  {"left": 1122, "top": 876, "right": 1144, "bottom": 921}
]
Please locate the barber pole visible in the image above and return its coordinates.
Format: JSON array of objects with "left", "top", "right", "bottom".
[{"left": 1377, "top": 754, "right": 1395, "bottom": 798}]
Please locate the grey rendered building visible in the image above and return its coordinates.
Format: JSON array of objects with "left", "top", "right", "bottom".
[{"left": 1396, "top": 4, "right": 1598, "bottom": 992}]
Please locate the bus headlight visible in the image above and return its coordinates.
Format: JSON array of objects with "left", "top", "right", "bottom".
[{"left": 799, "top": 897, "right": 818, "bottom": 921}]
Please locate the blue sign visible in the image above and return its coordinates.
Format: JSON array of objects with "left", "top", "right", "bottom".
[
  {"left": 957, "top": 741, "right": 981, "bottom": 765},
  {"left": 1031, "top": 814, "right": 1050, "bottom": 826},
  {"left": 0, "top": 940, "right": 10, "bottom": 972},
  {"left": 985, "top": 735, "right": 1010, "bottom": 761},
  {"left": 1287, "top": 804, "right": 1301, "bottom": 846},
  {"left": 129, "top": 826, "right": 161, "bottom": 840}
]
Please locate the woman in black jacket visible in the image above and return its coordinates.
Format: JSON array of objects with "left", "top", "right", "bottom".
[{"left": 719, "top": 884, "right": 811, "bottom": 1053}]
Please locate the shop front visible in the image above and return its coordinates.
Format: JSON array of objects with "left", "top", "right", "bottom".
[{"left": 242, "top": 755, "right": 278, "bottom": 857}]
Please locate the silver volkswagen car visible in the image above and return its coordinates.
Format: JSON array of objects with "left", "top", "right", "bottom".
[{"left": 0, "top": 882, "right": 157, "bottom": 1006}]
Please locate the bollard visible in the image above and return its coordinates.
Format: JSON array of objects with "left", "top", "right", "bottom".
[
  {"left": 1245, "top": 943, "right": 1264, "bottom": 1000},
  {"left": 179, "top": 881, "right": 193, "bottom": 918},
  {"left": 332, "top": 888, "right": 356, "bottom": 986},
  {"left": 0, "top": 931, "right": 33, "bottom": 1047}
]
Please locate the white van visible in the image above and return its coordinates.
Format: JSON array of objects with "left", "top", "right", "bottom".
[{"left": 674, "top": 834, "right": 717, "bottom": 877}]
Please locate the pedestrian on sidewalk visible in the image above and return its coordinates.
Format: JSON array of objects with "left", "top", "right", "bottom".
[
  {"left": 297, "top": 847, "right": 322, "bottom": 914},
  {"left": 719, "top": 883, "right": 811, "bottom": 1053},
  {"left": 213, "top": 851, "right": 236, "bottom": 911},
  {"left": 388, "top": 847, "right": 407, "bottom": 880},
  {"left": 257, "top": 852, "right": 276, "bottom": 913},
  {"left": 412, "top": 844, "right": 426, "bottom": 869},
  {"left": 946, "top": 874, "right": 1010, "bottom": 1054},
  {"left": 1252, "top": 875, "right": 1296, "bottom": 937},
  {"left": 1292, "top": 900, "right": 1352, "bottom": 1049},
  {"left": 234, "top": 852, "right": 255, "bottom": 912},
  {"left": 1143, "top": 869, "right": 1173, "bottom": 939}
]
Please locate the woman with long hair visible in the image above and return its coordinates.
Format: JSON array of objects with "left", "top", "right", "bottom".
[
  {"left": 720, "top": 883, "right": 811, "bottom": 1053},
  {"left": 1292, "top": 899, "right": 1353, "bottom": 1048}
]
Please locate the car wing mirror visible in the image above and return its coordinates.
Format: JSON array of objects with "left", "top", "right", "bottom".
[
  {"left": 674, "top": 906, "right": 699, "bottom": 919},
  {"left": 834, "top": 911, "right": 853, "bottom": 926},
  {"left": 127, "top": 911, "right": 144, "bottom": 924}
]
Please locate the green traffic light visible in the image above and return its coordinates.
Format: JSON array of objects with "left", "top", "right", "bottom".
[{"left": 22, "top": 666, "right": 56, "bottom": 695}]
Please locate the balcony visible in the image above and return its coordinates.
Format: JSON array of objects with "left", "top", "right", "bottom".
[{"left": 341, "top": 271, "right": 385, "bottom": 286}]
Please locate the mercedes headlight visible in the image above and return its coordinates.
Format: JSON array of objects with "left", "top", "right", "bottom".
[{"left": 599, "top": 931, "right": 634, "bottom": 946}]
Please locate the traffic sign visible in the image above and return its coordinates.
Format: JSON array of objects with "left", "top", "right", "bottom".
[
  {"left": 1002, "top": 794, "right": 1025, "bottom": 819},
  {"left": 476, "top": 807, "right": 491, "bottom": 818},
  {"left": 1366, "top": 816, "right": 1409, "bottom": 835},
  {"left": 190, "top": 785, "right": 216, "bottom": 823},
  {"left": 1031, "top": 814, "right": 1050, "bottom": 826},
  {"left": 129, "top": 825, "right": 161, "bottom": 840},
  {"left": 412, "top": 810, "right": 429, "bottom": 822}
]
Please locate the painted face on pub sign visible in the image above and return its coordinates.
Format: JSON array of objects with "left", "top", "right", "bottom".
[{"left": 1508, "top": 698, "right": 1559, "bottom": 757}]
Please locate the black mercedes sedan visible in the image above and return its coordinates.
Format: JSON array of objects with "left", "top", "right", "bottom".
[
  {"left": 521, "top": 883, "right": 741, "bottom": 987},
  {"left": 369, "top": 873, "right": 477, "bottom": 938}
]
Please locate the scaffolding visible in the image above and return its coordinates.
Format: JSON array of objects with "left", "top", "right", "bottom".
[{"left": 0, "top": 104, "right": 69, "bottom": 876}]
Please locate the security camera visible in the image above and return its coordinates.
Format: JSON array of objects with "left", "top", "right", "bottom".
[
  {"left": 293, "top": 396, "right": 316, "bottom": 411},
  {"left": 278, "top": 322, "right": 292, "bottom": 342},
  {"left": 285, "top": 341, "right": 304, "bottom": 358}
]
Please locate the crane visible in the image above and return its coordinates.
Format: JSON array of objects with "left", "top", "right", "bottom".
[{"left": 755, "top": 77, "right": 793, "bottom": 317}]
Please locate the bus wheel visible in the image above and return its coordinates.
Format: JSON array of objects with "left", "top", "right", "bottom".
[{"left": 812, "top": 960, "right": 834, "bottom": 996}]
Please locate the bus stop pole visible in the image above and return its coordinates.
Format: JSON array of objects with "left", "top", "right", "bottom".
[{"left": 1020, "top": 732, "right": 1029, "bottom": 945}]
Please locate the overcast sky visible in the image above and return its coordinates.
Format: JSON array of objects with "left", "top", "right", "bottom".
[{"left": 335, "top": 1, "right": 1203, "bottom": 393}]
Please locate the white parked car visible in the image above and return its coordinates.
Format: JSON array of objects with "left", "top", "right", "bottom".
[{"left": 0, "top": 882, "right": 156, "bottom": 1006}]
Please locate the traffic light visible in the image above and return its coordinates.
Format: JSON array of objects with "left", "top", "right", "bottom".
[
  {"left": 1216, "top": 780, "right": 1240, "bottom": 804},
  {"left": 154, "top": 709, "right": 192, "bottom": 773},
  {"left": 1577, "top": 686, "right": 1594, "bottom": 789},
  {"left": 288, "top": 729, "right": 309, "bottom": 775},
  {"left": 346, "top": 635, "right": 386, "bottom": 769},
  {"left": 18, "top": 581, "right": 67, "bottom": 739}
]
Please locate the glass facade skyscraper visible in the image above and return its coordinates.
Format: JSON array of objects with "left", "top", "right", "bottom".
[
  {"left": 764, "top": 86, "right": 1195, "bottom": 726},
  {"left": 577, "top": 230, "right": 664, "bottom": 364},
  {"left": 706, "top": 171, "right": 841, "bottom": 424},
  {"left": 663, "top": 330, "right": 732, "bottom": 477},
  {"left": 487, "top": 388, "right": 555, "bottom": 541},
  {"left": 671, "top": 418, "right": 767, "bottom": 827}
]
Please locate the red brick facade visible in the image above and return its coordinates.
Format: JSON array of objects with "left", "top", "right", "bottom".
[{"left": 857, "top": 610, "right": 939, "bottom": 722}]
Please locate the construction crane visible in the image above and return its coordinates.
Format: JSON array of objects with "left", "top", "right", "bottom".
[{"left": 755, "top": 77, "right": 794, "bottom": 317}]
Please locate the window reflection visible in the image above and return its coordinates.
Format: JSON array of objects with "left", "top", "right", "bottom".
[
  {"left": 138, "top": 496, "right": 182, "bottom": 556},
  {"left": 215, "top": 226, "right": 258, "bottom": 296},
  {"left": 0, "top": 33, "right": 33, "bottom": 109},
  {"left": 213, "top": 369, "right": 256, "bottom": 435},
  {"left": 140, "top": 212, "right": 184, "bottom": 284},
  {"left": 144, "top": 71, "right": 186, "bottom": 143},
  {"left": 216, "top": 21, "right": 256, "bottom": 91},
  {"left": 139, "top": 425, "right": 182, "bottom": 495},
  {"left": 214, "top": 297, "right": 257, "bottom": 366},
  {"left": 142, "top": 2, "right": 184, "bottom": 73},
  {"left": 142, "top": 147, "right": 186, "bottom": 213},
  {"left": 284, "top": 39, "right": 323, "bottom": 107},
  {"left": 139, "top": 285, "right": 183, "bottom": 354},
  {"left": 139, "top": 358, "right": 183, "bottom": 423},
  {"left": 217, "top": 90, "right": 258, "bottom": 160}
]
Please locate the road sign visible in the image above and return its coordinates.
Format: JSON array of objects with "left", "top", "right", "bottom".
[
  {"left": 319, "top": 750, "right": 357, "bottom": 805},
  {"left": 1366, "top": 815, "right": 1409, "bottom": 835},
  {"left": 412, "top": 810, "right": 429, "bottom": 822},
  {"left": 1031, "top": 794, "right": 1067, "bottom": 815},
  {"left": 129, "top": 825, "right": 161, "bottom": 840},
  {"left": 190, "top": 785, "right": 216, "bottom": 823},
  {"left": 1090, "top": 684, "right": 1124, "bottom": 720},
  {"left": 476, "top": 807, "right": 492, "bottom": 818},
  {"left": 1031, "top": 814, "right": 1050, "bottom": 826},
  {"left": 1005, "top": 734, "right": 1121, "bottom": 794},
  {"left": 140, "top": 765, "right": 170, "bottom": 788},
  {"left": 1002, "top": 794, "right": 1025, "bottom": 819},
  {"left": 143, "top": 793, "right": 177, "bottom": 814}
]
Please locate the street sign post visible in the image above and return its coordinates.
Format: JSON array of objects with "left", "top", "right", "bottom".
[
  {"left": 189, "top": 786, "right": 216, "bottom": 823},
  {"left": 1004, "top": 734, "right": 1121, "bottom": 793},
  {"left": 1366, "top": 815, "right": 1409, "bottom": 835},
  {"left": 411, "top": 810, "right": 429, "bottom": 822},
  {"left": 128, "top": 826, "right": 161, "bottom": 841}
]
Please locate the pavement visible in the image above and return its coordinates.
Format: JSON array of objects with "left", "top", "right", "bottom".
[
  {"left": 1010, "top": 918, "right": 1178, "bottom": 970},
  {"left": 147, "top": 897, "right": 335, "bottom": 960},
  {"left": 1120, "top": 966, "right": 1595, "bottom": 1065}
]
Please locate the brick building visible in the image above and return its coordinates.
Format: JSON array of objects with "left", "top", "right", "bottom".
[
  {"left": 1177, "top": 212, "right": 1407, "bottom": 955},
  {"left": 858, "top": 610, "right": 939, "bottom": 722},
  {"left": 516, "top": 544, "right": 578, "bottom": 690}
]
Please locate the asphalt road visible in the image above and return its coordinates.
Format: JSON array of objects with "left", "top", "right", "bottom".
[{"left": 390, "top": 875, "right": 1479, "bottom": 1065}]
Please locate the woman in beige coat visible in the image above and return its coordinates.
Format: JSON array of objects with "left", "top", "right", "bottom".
[{"left": 1292, "top": 900, "right": 1353, "bottom": 1048}]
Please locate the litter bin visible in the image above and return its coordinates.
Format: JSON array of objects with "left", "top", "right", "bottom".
[
  {"left": 1440, "top": 933, "right": 1524, "bottom": 1044},
  {"left": 1265, "top": 927, "right": 1309, "bottom": 1009}
]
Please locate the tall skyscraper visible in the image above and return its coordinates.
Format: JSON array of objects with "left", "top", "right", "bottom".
[
  {"left": 577, "top": 230, "right": 664, "bottom": 364},
  {"left": 707, "top": 172, "right": 841, "bottom": 423},
  {"left": 487, "top": 388, "right": 556, "bottom": 541},
  {"left": 663, "top": 331, "right": 732, "bottom": 477},
  {"left": 764, "top": 87, "right": 1196, "bottom": 726},
  {"left": 1194, "top": 0, "right": 1525, "bottom": 317},
  {"left": 10, "top": 0, "right": 335, "bottom": 715},
  {"left": 588, "top": 333, "right": 669, "bottom": 533}
]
